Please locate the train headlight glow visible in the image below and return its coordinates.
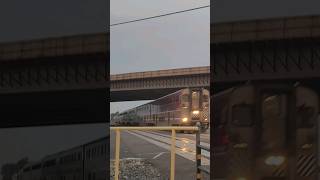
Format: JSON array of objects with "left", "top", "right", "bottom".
[
  {"left": 265, "top": 156, "right": 285, "bottom": 166},
  {"left": 192, "top": 110, "right": 200, "bottom": 115},
  {"left": 236, "top": 178, "right": 247, "bottom": 180},
  {"left": 182, "top": 118, "right": 188, "bottom": 122}
]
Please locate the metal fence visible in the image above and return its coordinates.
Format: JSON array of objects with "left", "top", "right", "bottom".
[
  {"left": 196, "top": 131, "right": 210, "bottom": 180},
  {"left": 110, "top": 126, "right": 201, "bottom": 180}
]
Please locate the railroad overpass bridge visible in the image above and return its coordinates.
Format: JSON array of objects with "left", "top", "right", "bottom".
[
  {"left": 0, "top": 33, "right": 108, "bottom": 93},
  {"left": 110, "top": 66, "right": 209, "bottom": 102},
  {"left": 0, "top": 33, "right": 108, "bottom": 128},
  {"left": 212, "top": 15, "right": 320, "bottom": 91},
  {"left": 112, "top": 15, "right": 320, "bottom": 101}
]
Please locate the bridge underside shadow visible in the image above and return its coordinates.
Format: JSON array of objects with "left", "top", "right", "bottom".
[
  {"left": 212, "top": 38, "right": 320, "bottom": 83},
  {"left": 212, "top": 78, "right": 320, "bottom": 94},
  {"left": 111, "top": 88, "right": 183, "bottom": 102},
  {"left": 111, "top": 86, "right": 210, "bottom": 102},
  {"left": 0, "top": 89, "right": 108, "bottom": 128},
  {"left": 212, "top": 37, "right": 320, "bottom": 93}
]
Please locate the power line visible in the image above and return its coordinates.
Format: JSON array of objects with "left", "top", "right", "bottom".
[{"left": 110, "top": 5, "right": 210, "bottom": 27}]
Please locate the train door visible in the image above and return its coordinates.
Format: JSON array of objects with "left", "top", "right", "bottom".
[
  {"left": 295, "top": 86, "right": 319, "bottom": 180},
  {"left": 202, "top": 89, "right": 210, "bottom": 129},
  {"left": 191, "top": 89, "right": 200, "bottom": 121},
  {"left": 180, "top": 89, "right": 190, "bottom": 125},
  {"left": 151, "top": 114, "right": 155, "bottom": 126},
  {"left": 256, "top": 91, "right": 290, "bottom": 179},
  {"left": 226, "top": 85, "right": 256, "bottom": 179}
]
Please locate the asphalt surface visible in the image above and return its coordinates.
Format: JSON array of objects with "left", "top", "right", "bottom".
[{"left": 110, "top": 129, "right": 210, "bottom": 180}]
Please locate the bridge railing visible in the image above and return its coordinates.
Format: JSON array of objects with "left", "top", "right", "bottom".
[
  {"left": 110, "top": 126, "right": 200, "bottom": 180},
  {"left": 212, "top": 15, "right": 320, "bottom": 43},
  {"left": 0, "top": 33, "right": 108, "bottom": 61},
  {"left": 110, "top": 66, "right": 209, "bottom": 81}
]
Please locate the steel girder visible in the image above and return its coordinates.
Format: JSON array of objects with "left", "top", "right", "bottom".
[
  {"left": 212, "top": 38, "right": 320, "bottom": 83},
  {"left": 0, "top": 54, "right": 108, "bottom": 93},
  {"left": 111, "top": 74, "right": 209, "bottom": 91}
]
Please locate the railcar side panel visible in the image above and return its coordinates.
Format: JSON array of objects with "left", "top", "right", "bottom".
[{"left": 212, "top": 83, "right": 320, "bottom": 180}]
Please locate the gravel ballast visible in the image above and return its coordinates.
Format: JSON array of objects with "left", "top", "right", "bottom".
[{"left": 110, "top": 158, "right": 163, "bottom": 180}]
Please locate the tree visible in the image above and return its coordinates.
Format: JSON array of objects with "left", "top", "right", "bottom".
[
  {"left": 16, "top": 157, "right": 29, "bottom": 171},
  {"left": 0, "top": 157, "right": 29, "bottom": 180},
  {"left": 1, "top": 163, "right": 16, "bottom": 180},
  {"left": 127, "top": 113, "right": 142, "bottom": 126}
]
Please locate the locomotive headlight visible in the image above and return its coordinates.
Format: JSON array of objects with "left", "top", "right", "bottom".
[
  {"left": 182, "top": 117, "right": 188, "bottom": 122},
  {"left": 265, "top": 156, "right": 285, "bottom": 166},
  {"left": 192, "top": 110, "right": 200, "bottom": 115}
]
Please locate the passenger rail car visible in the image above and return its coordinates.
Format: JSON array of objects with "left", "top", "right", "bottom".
[
  {"left": 16, "top": 137, "right": 108, "bottom": 180},
  {"left": 114, "top": 88, "right": 210, "bottom": 131},
  {"left": 212, "top": 82, "right": 320, "bottom": 180}
]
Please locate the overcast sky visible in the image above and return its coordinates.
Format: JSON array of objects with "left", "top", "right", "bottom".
[{"left": 110, "top": 0, "right": 210, "bottom": 113}]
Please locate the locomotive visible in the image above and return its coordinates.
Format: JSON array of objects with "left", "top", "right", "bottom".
[
  {"left": 212, "top": 82, "right": 320, "bottom": 180},
  {"left": 113, "top": 88, "right": 210, "bottom": 132},
  {"left": 16, "top": 137, "right": 108, "bottom": 180}
]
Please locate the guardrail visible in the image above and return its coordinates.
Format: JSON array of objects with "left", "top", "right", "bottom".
[{"left": 110, "top": 126, "right": 199, "bottom": 180}]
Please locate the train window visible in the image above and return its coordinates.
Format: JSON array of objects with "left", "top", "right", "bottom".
[
  {"left": 203, "top": 95, "right": 209, "bottom": 109},
  {"left": 232, "top": 104, "right": 253, "bottom": 126},
  {"left": 297, "top": 105, "right": 315, "bottom": 128},
  {"left": 192, "top": 91, "right": 200, "bottom": 109},
  {"left": 181, "top": 94, "right": 189, "bottom": 102},
  {"left": 34, "top": 163, "right": 41, "bottom": 169},
  {"left": 101, "top": 145, "right": 104, "bottom": 155},
  {"left": 203, "top": 95, "right": 209, "bottom": 103},
  {"left": 23, "top": 167, "right": 30, "bottom": 172}
]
